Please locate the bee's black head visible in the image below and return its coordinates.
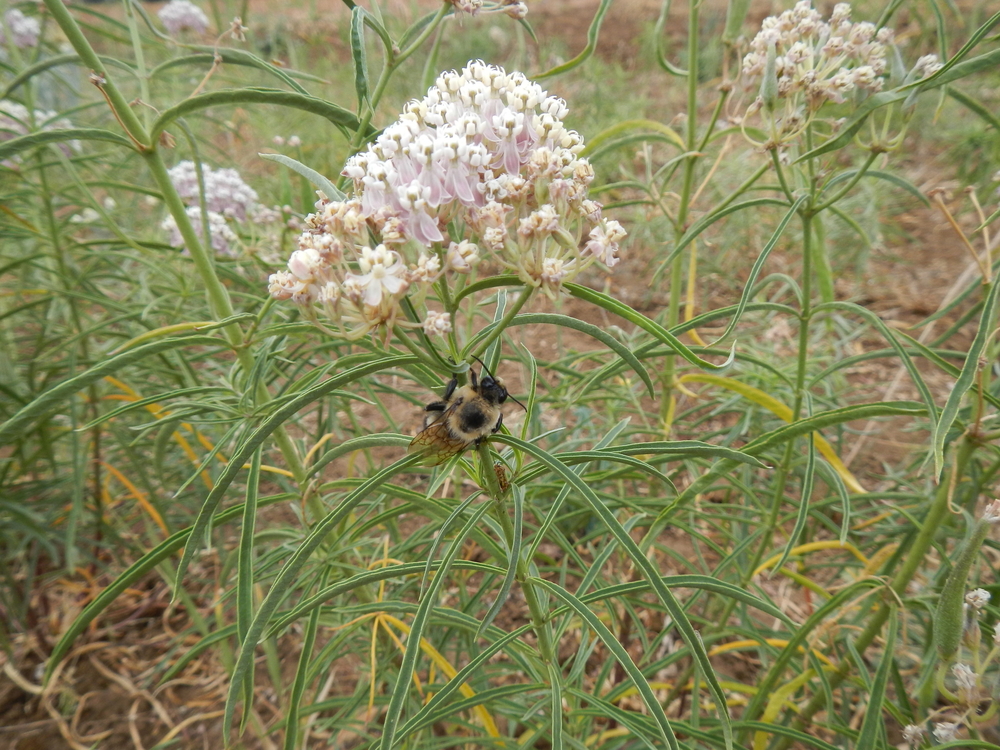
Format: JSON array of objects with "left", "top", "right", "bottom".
[{"left": 478, "top": 374, "right": 508, "bottom": 405}]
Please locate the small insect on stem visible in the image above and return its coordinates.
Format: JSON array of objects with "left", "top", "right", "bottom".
[{"left": 408, "top": 356, "right": 526, "bottom": 466}]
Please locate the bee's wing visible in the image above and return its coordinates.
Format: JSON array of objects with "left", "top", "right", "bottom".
[{"left": 408, "top": 411, "right": 471, "bottom": 466}]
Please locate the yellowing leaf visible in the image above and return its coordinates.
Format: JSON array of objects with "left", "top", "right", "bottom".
[{"left": 678, "top": 373, "right": 867, "bottom": 492}]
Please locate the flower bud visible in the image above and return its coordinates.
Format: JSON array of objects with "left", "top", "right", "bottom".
[
  {"left": 760, "top": 41, "right": 779, "bottom": 112},
  {"left": 935, "top": 518, "right": 992, "bottom": 661}
]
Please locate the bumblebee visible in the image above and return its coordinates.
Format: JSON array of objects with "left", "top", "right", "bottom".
[{"left": 409, "top": 359, "right": 524, "bottom": 465}]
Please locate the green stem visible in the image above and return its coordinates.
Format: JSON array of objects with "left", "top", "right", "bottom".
[
  {"left": 661, "top": 0, "right": 701, "bottom": 428},
  {"left": 813, "top": 150, "right": 879, "bottom": 213},
  {"left": 476, "top": 442, "right": 555, "bottom": 665},
  {"left": 770, "top": 149, "right": 794, "bottom": 203},
  {"left": 467, "top": 287, "right": 533, "bottom": 361}
]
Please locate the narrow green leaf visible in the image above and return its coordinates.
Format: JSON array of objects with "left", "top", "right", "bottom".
[
  {"left": 716, "top": 195, "right": 807, "bottom": 342},
  {"left": 78, "top": 386, "right": 231, "bottom": 430},
  {"left": 258, "top": 152, "right": 345, "bottom": 200},
  {"left": 535, "top": 0, "right": 614, "bottom": 79},
  {"left": 236, "top": 449, "right": 260, "bottom": 640},
  {"left": 818, "top": 301, "right": 939, "bottom": 420},
  {"left": 225, "top": 454, "right": 424, "bottom": 739},
  {"left": 477, "top": 487, "right": 523, "bottom": 637},
  {"left": 534, "top": 579, "right": 680, "bottom": 750},
  {"left": 377, "top": 497, "right": 493, "bottom": 750},
  {"left": 149, "top": 88, "right": 373, "bottom": 145},
  {"left": 548, "top": 662, "right": 564, "bottom": 750},
  {"left": 396, "top": 682, "right": 545, "bottom": 738},
  {"left": 466, "top": 312, "right": 654, "bottom": 396},
  {"left": 45, "top": 493, "right": 294, "bottom": 684},
  {"left": 856, "top": 608, "right": 898, "bottom": 748},
  {"left": 740, "top": 579, "right": 880, "bottom": 726},
  {"left": 580, "top": 118, "right": 686, "bottom": 157},
  {"left": 0, "top": 335, "right": 224, "bottom": 445},
  {"left": 284, "top": 570, "right": 326, "bottom": 750},
  {"left": 351, "top": 6, "right": 370, "bottom": 109},
  {"left": 819, "top": 168, "right": 931, "bottom": 206},
  {"left": 175, "top": 356, "right": 418, "bottom": 590},
  {"left": 772, "top": 430, "right": 815, "bottom": 575},
  {"left": 267, "top": 560, "right": 503, "bottom": 639},
  {"left": 932, "top": 277, "right": 1000, "bottom": 475},
  {"left": 566, "top": 284, "right": 734, "bottom": 372},
  {"left": 797, "top": 40, "right": 1000, "bottom": 161},
  {"left": 149, "top": 48, "right": 313, "bottom": 94},
  {"left": 498, "top": 435, "right": 732, "bottom": 749},
  {"left": 0, "top": 128, "right": 133, "bottom": 163},
  {"left": 2, "top": 53, "right": 137, "bottom": 97},
  {"left": 655, "top": 198, "right": 791, "bottom": 279}
]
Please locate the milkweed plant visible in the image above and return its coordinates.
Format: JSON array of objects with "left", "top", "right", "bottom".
[{"left": 2, "top": 0, "right": 1000, "bottom": 748}]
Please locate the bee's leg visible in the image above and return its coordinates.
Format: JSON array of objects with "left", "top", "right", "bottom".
[
  {"left": 491, "top": 412, "right": 503, "bottom": 434},
  {"left": 422, "top": 400, "right": 447, "bottom": 429},
  {"left": 469, "top": 368, "right": 478, "bottom": 390},
  {"left": 443, "top": 376, "right": 458, "bottom": 401}
]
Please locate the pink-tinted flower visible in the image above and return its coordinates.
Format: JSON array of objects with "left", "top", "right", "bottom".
[
  {"left": 1, "top": 9, "right": 40, "bottom": 48},
  {"left": 158, "top": 0, "right": 210, "bottom": 35}
]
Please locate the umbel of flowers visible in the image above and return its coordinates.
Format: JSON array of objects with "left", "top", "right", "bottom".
[
  {"left": 268, "top": 60, "right": 625, "bottom": 341},
  {"left": 161, "top": 161, "right": 274, "bottom": 256},
  {"left": 739, "top": 2, "right": 942, "bottom": 149}
]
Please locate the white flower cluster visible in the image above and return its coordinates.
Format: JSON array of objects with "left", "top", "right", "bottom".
[
  {"left": 268, "top": 61, "right": 626, "bottom": 341},
  {"left": 0, "top": 102, "right": 79, "bottom": 168},
  {"left": 158, "top": 0, "right": 210, "bottom": 35},
  {"left": 740, "top": 3, "right": 944, "bottom": 149},
  {"left": 1, "top": 9, "right": 40, "bottom": 49},
  {"left": 446, "top": 0, "right": 528, "bottom": 19},
  {"left": 161, "top": 161, "right": 261, "bottom": 256},
  {"left": 933, "top": 721, "right": 961, "bottom": 742},
  {"left": 743, "top": 2, "right": 892, "bottom": 111}
]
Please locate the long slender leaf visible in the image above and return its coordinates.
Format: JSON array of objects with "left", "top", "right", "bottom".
[
  {"left": 566, "top": 284, "right": 735, "bottom": 372},
  {"left": 932, "top": 276, "right": 1000, "bottom": 475},
  {"left": 498, "top": 435, "right": 733, "bottom": 749},
  {"left": 534, "top": 579, "right": 680, "bottom": 750},
  {"left": 0, "top": 335, "right": 224, "bottom": 444},
  {"left": 175, "top": 355, "right": 418, "bottom": 589}
]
